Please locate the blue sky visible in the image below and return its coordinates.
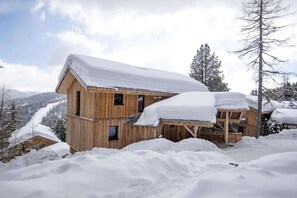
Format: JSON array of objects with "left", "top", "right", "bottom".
[{"left": 0, "top": 0, "right": 296, "bottom": 92}]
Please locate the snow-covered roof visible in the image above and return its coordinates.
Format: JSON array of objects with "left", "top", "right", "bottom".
[
  {"left": 57, "top": 54, "right": 209, "bottom": 93},
  {"left": 42, "top": 142, "right": 70, "bottom": 157},
  {"left": 9, "top": 102, "right": 62, "bottom": 148},
  {"left": 245, "top": 95, "right": 286, "bottom": 112},
  {"left": 269, "top": 108, "right": 297, "bottom": 125},
  {"left": 135, "top": 92, "right": 249, "bottom": 126},
  {"left": 215, "top": 92, "right": 249, "bottom": 110},
  {"left": 9, "top": 124, "right": 61, "bottom": 148}
]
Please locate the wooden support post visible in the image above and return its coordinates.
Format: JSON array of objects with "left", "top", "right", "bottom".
[
  {"left": 224, "top": 111, "right": 229, "bottom": 144},
  {"left": 194, "top": 126, "right": 198, "bottom": 138},
  {"left": 184, "top": 125, "right": 196, "bottom": 138}
]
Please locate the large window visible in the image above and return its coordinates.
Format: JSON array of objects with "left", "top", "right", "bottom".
[
  {"left": 76, "top": 91, "right": 81, "bottom": 116},
  {"left": 114, "top": 94, "right": 123, "bottom": 105},
  {"left": 108, "top": 126, "right": 118, "bottom": 140},
  {"left": 138, "top": 95, "right": 144, "bottom": 112}
]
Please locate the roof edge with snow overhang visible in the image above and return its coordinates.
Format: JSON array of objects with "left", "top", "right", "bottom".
[{"left": 56, "top": 54, "right": 209, "bottom": 94}]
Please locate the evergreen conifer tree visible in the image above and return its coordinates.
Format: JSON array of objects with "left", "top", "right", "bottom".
[{"left": 189, "top": 44, "right": 229, "bottom": 91}]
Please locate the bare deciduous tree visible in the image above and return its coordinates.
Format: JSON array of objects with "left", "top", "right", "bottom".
[{"left": 235, "top": 0, "right": 293, "bottom": 138}]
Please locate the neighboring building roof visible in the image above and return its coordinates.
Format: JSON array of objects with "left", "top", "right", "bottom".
[
  {"left": 42, "top": 142, "right": 70, "bottom": 157},
  {"left": 269, "top": 108, "right": 297, "bottom": 125},
  {"left": 9, "top": 123, "right": 60, "bottom": 148},
  {"left": 56, "top": 54, "right": 209, "bottom": 94},
  {"left": 245, "top": 95, "right": 295, "bottom": 112},
  {"left": 135, "top": 92, "right": 249, "bottom": 126},
  {"left": 9, "top": 102, "right": 62, "bottom": 148}
]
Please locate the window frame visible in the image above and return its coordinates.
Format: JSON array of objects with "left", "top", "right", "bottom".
[
  {"left": 76, "top": 91, "right": 81, "bottom": 116},
  {"left": 138, "top": 95, "right": 145, "bottom": 112},
  {"left": 108, "top": 126, "right": 119, "bottom": 141},
  {"left": 114, "top": 93, "right": 123, "bottom": 105}
]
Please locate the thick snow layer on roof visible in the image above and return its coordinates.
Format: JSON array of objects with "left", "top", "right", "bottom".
[
  {"left": 42, "top": 142, "right": 70, "bottom": 157},
  {"left": 269, "top": 108, "right": 297, "bottom": 125},
  {"left": 135, "top": 92, "right": 217, "bottom": 126},
  {"left": 58, "top": 54, "right": 208, "bottom": 93},
  {"left": 215, "top": 92, "right": 249, "bottom": 110},
  {"left": 135, "top": 92, "right": 249, "bottom": 126},
  {"left": 9, "top": 102, "right": 61, "bottom": 147}
]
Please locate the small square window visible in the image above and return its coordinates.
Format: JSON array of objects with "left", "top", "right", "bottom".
[
  {"left": 114, "top": 94, "right": 123, "bottom": 105},
  {"left": 109, "top": 126, "right": 118, "bottom": 140}
]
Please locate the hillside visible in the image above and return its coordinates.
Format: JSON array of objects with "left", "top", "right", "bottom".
[{"left": 11, "top": 92, "right": 66, "bottom": 128}]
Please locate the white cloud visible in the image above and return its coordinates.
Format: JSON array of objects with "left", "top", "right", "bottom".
[
  {"left": 28, "top": 0, "right": 297, "bottom": 94},
  {"left": 0, "top": 59, "right": 60, "bottom": 92},
  {"left": 31, "top": 0, "right": 46, "bottom": 13}
]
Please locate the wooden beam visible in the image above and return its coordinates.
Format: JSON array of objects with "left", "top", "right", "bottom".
[
  {"left": 194, "top": 126, "right": 198, "bottom": 137},
  {"left": 216, "top": 122, "right": 224, "bottom": 129},
  {"left": 162, "top": 120, "right": 213, "bottom": 127},
  {"left": 183, "top": 125, "right": 196, "bottom": 138},
  {"left": 224, "top": 111, "right": 229, "bottom": 144}
]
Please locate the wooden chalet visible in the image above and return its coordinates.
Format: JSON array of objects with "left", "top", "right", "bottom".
[
  {"left": 56, "top": 54, "right": 209, "bottom": 152},
  {"left": 8, "top": 123, "right": 60, "bottom": 159}
]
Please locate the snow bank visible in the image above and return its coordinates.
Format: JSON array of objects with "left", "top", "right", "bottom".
[
  {"left": 224, "top": 129, "right": 297, "bottom": 162},
  {"left": 58, "top": 54, "right": 208, "bottom": 93},
  {"left": 269, "top": 108, "right": 297, "bottom": 125},
  {"left": 0, "top": 150, "right": 60, "bottom": 173},
  {"left": 176, "top": 152, "right": 297, "bottom": 198},
  {"left": 0, "top": 150, "right": 233, "bottom": 198},
  {"left": 124, "top": 138, "right": 219, "bottom": 152},
  {"left": 135, "top": 92, "right": 217, "bottom": 126}
]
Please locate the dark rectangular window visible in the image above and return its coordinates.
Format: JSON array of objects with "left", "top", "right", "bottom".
[
  {"left": 108, "top": 126, "right": 118, "bottom": 140},
  {"left": 138, "top": 95, "right": 144, "bottom": 112},
  {"left": 76, "top": 91, "right": 81, "bottom": 116},
  {"left": 114, "top": 94, "right": 123, "bottom": 105}
]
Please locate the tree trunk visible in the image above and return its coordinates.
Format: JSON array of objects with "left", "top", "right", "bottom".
[{"left": 256, "top": 0, "right": 264, "bottom": 138}]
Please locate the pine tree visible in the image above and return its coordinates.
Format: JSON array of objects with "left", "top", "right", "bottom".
[
  {"left": 189, "top": 44, "right": 229, "bottom": 91},
  {"left": 52, "top": 118, "right": 66, "bottom": 142},
  {"left": 0, "top": 89, "right": 18, "bottom": 160}
]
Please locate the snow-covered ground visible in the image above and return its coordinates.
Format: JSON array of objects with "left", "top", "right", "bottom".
[{"left": 1, "top": 130, "right": 297, "bottom": 197}]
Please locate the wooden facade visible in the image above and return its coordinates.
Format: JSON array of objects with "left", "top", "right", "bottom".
[
  {"left": 63, "top": 73, "right": 172, "bottom": 152},
  {"left": 58, "top": 69, "right": 259, "bottom": 152}
]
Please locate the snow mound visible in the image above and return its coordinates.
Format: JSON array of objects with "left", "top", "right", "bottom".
[
  {"left": 263, "top": 129, "right": 297, "bottom": 140},
  {"left": 0, "top": 150, "right": 60, "bottom": 173},
  {"left": 176, "top": 152, "right": 297, "bottom": 198},
  {"left": 0, "top": 150, "right": 233, "bottom": 198},
  {"left": 123, "top": 138, "right": 174, "bottom": 152},
  {"left": 175, "top": 138, "right": 219, "bottom": 152},
  {"left": 124, "top": 138, "right": 219, "bottom": 152}
]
